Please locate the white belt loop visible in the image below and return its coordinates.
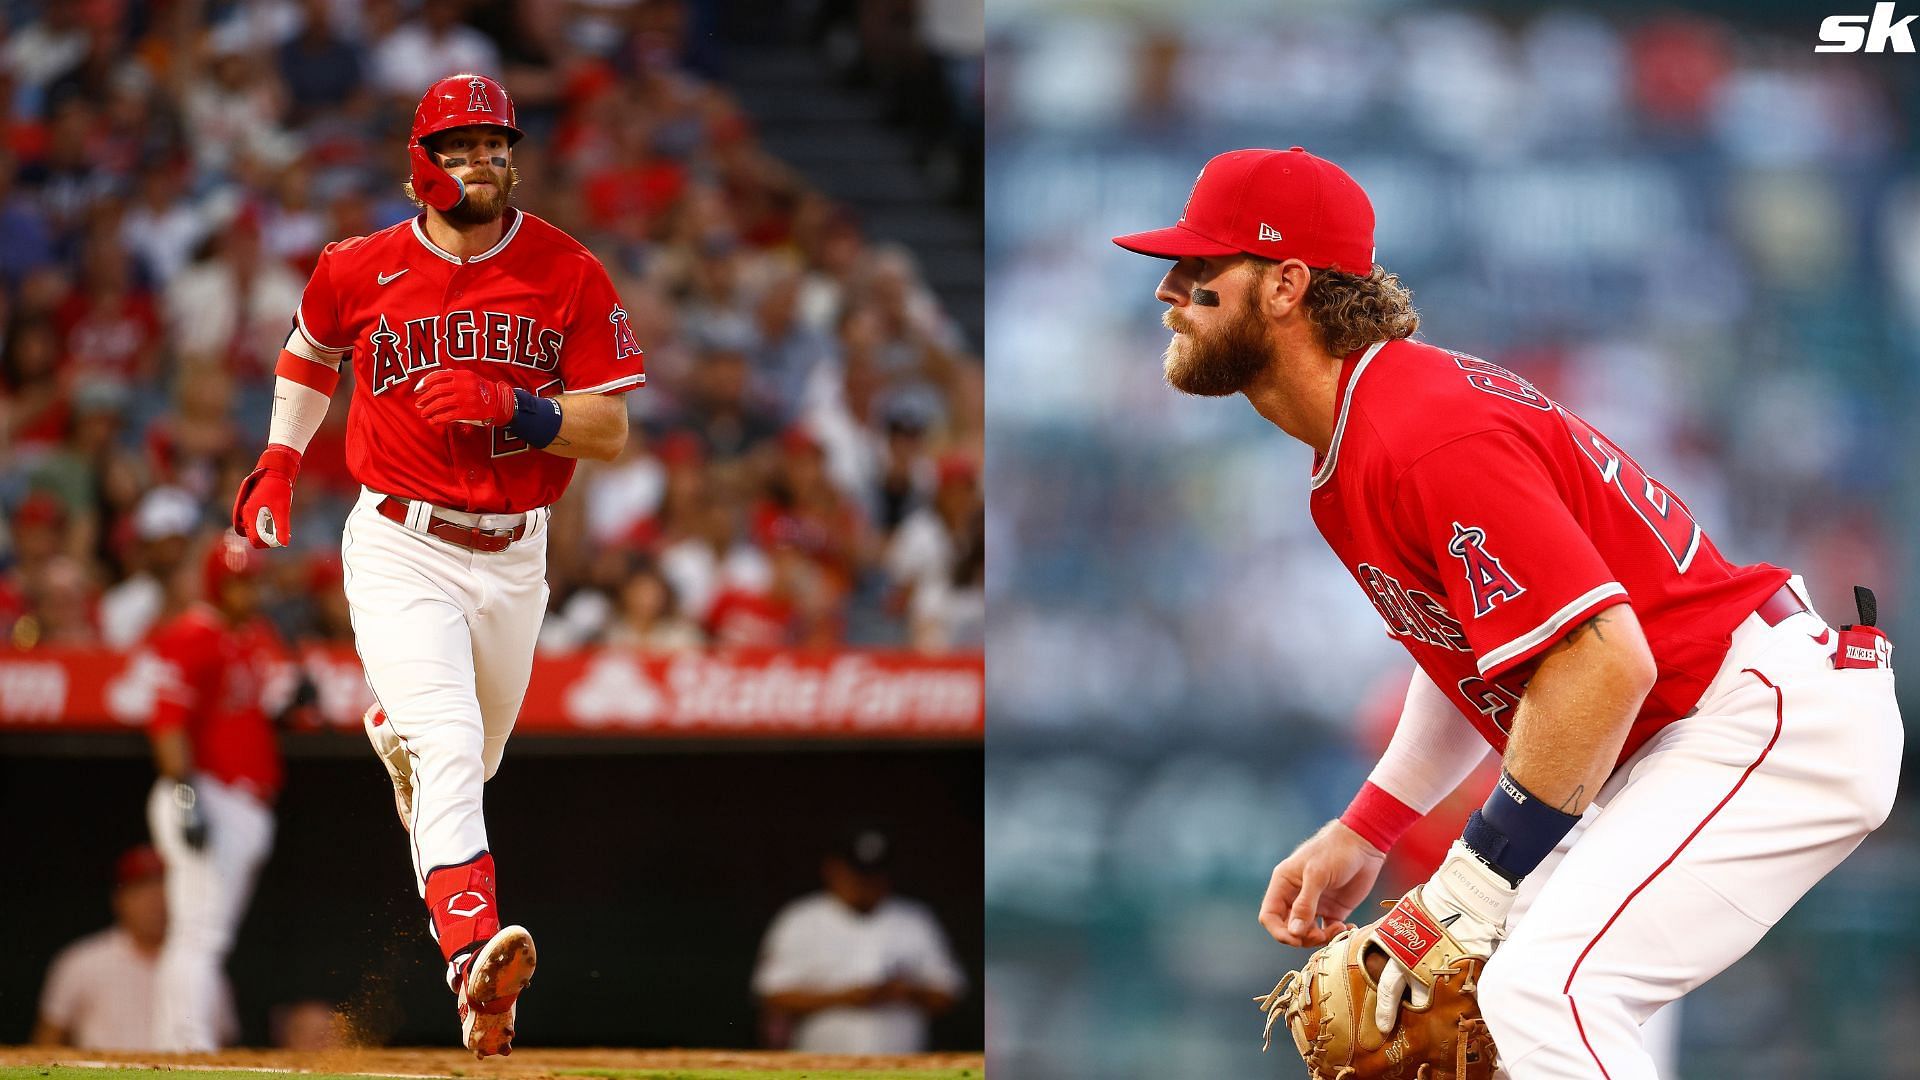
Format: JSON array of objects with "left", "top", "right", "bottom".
[{"left": 405, "top": 498, "right": 433, "bottom": 532}]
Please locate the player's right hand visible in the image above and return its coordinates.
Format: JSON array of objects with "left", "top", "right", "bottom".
[
  {"left": 232, "top": 445, "right": 302, "bottom": 549},
  {"left": 413, "top": 369, "right": 516, "bottom": 428},
  {"left": 1259, "top": 819, "right": 1388, "bottom": 948}
]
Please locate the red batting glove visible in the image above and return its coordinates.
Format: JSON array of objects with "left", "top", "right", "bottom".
[
  {"left": 231, "top": 444, "right": 302, "bottom": 549},
  {"left": 414, "top": 369, "right": 516, "bottom": 428}
]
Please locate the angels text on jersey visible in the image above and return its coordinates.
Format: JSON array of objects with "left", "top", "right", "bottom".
[
  {"left": 361, "top": 304, "right": 641, "bottom": 398},
  {"left": 365, "top": 310, "right": 564, "bottom": 395}
]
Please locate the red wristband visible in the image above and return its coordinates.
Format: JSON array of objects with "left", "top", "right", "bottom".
[
  {"left": 257, "top": 443, "right": 303, "bottom": 482},
  {"left": 1340, "top": 781, "right": 1421, "bottom": 853}
]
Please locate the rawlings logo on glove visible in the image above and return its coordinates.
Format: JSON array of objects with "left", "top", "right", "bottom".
[{"left": 1376, "top": 901, "right": 1444, "bottom": 970}]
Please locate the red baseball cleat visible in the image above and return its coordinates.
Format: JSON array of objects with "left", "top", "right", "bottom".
[{"left": 457, "top": 924, "right": 537, "bottom": 1058}]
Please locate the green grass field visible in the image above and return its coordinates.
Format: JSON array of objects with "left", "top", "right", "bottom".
[{"left": 0, "top": 1060, "right": 975, "bottom": 1068}]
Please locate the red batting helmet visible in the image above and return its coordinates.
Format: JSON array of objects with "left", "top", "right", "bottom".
[
  {"left": 408, "top": 73, "right": 522, "bottom": 212},
  {"left": 203, "top": 535, "right": 261, "bottom": 600}
]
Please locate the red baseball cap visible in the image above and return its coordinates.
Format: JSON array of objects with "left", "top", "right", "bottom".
[
  {"left": 203, "top": 534, "right": 262, "bottom": 599},
  {"left": 116, "top": 844, "right": 164, "bottom": 886},
  {"left": 1113, "top": 147, "right": 1376, "bottom": 273}
]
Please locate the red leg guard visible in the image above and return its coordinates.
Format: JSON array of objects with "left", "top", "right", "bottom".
[{"left": 424, "top": 852, "right": 500, "bottom": 976}]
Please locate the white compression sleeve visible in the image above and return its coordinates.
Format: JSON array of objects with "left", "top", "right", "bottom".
[
  {"left": 1366, "top": 665, "right": 1497, "bottom": 814},
  {"left": 269, "top": 329, "right": 342, "bottom": 454}
]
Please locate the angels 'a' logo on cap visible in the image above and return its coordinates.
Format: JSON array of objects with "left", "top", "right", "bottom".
[
  {"left": 1179, "top": 166, "right": 1207, "bottom": 222},
  {"left": 466, "top": 76, "right": 494, "bottom": 114},
  {"left": 1258, "top": 223, "right": 1284, "bottom": 243}
]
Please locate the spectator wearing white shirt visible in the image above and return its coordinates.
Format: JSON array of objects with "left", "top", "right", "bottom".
[
  {"left": 752, "top": 830, "right": 966, "bottom": 1053},
  {"left": 100, "top": 487, "right": 199, "bottom": 650},
  {"left": 884, "top": 453, "right": 980, "bottom": 617},
  {"left": 32, "top": 846, "right": 238, "bottom": 1050},
  {"left": 3, "top": 4, "right": 89, "bottom": 120},
  {"left": 162, "top": 209, "right": 304, "bottom": 372},
  {"left": 368, "top": 0, "right": 503, "bottom": 99},
  {"left": 120, "top": 167, "right": 207, "bottom": 288}
]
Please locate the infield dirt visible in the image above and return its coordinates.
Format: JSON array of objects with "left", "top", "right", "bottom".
[{"left": 0, "top": 1048, "right": 983, "bottom": 1080}]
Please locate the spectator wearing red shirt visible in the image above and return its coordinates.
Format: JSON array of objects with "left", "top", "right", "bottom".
[
  {"left": 753, "top": 428, "right": 869, "bottom": 597},
  {"left": 54, "top": 235, "right": 161, "bottom": 388}
]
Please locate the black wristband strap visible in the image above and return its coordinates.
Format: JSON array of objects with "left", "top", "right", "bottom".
[
  {"left": 507, "top": 387, "right": 564, "bottom": 448},
  {"left": 1460, "top": 770, "right": 1582, "bottom": 885}
]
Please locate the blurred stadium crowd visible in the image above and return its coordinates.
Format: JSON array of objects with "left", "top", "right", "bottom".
[
  {"left": 0, "top": 0, "right": 984, "bottom": 661},
  {"left": 985, "top": 3, "right": 1920, "bottom": 1078}
]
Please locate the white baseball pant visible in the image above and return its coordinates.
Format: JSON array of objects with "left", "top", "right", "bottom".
[
  {"left": 340, "top": 487, "right": 550, "bottom": 894},
  {"left": 1484, "top": 578, "right": 1901, "bottom": 1078}
]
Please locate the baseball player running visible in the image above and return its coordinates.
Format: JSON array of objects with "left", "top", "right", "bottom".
[
  {"left": 1115, "top": 148, "right": 1901, "bottom": 1078},
  {"left": 143, "top": 537, "right": 286, "bottom": 1051},
  {"left": 231, "top": 73, "right": 645, "bottom": 1057}
]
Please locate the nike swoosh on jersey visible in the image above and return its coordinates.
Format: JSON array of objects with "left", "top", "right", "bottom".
[{"left": 378, "top": 270, "right": 409, "bottom": 285}]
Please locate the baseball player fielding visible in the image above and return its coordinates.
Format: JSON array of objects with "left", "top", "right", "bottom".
[{"left": 1116, "top": 147, "right": 1901, "bottom": 1079}]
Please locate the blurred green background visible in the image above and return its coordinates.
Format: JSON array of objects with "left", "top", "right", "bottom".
[{"left": 983, "top": 1, "right": 1920, "bottom": 1077}]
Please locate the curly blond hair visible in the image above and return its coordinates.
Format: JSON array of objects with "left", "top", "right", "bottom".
[
  {"left": 1302, "top": 266, "right": 1420, "bottom": 356},
  {"left": 1250, "top": 260, "right": 1420, "bottom": 356}
]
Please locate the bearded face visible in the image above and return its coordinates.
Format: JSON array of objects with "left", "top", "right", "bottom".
[
  {"left": 1162, "top": 284, "right": 1274, "bottom": 397},
  {"left": 421, "top": 127, "right": 517, "bottom": 225},
  {"left": 441, "top": 159, "right": 516, "bottom": 225}
]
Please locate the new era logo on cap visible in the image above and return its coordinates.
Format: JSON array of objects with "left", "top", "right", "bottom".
[{"left": 1113, "top": 147, "right": 1376, "bottom": 273}]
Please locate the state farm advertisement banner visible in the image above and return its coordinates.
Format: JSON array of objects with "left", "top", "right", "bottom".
[{"left": 0, "top": 647, "right": 984, "bottom": 740}]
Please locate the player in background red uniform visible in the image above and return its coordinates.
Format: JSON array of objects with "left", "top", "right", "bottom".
[
  {"left": 1116, "top": 148, "right": 1900, "bottom": 1078},
  {"left": 230, "top": 73, "right": 644, "bottom": 1057},
  {"left": 143, "top": 537, "right": 286, "bottom": 1051}
]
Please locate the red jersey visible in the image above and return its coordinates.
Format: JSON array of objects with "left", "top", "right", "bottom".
[
  {"left": 55, "top": 290, "right": 159, "bottom": 383},
  {"left": 1310, "top": 338, "right": 1788, "bottom": 765},
  {"left": 294, "top": 208, "right": 647, "bottom": 512},
  {"left": 147, "top": 605, "right": 285, "bottom": 800}
]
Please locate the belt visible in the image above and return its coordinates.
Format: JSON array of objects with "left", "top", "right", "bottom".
[
  {"left": 377, "top": 496, "right": 526, "bottom": 553},
  {"left": 1755, "top": 583, "right": 1809, "bottom": 627}
]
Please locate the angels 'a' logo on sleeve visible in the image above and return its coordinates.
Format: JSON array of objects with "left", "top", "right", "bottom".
[
  {"left": 1448, "top": 522, "right": 1525, "bottom": 617},
  {"left": 609, "top": 305, "right": 642, "bottom": 360}
]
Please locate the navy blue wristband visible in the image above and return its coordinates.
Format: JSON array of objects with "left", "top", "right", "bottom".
[
  {"left": 1460, "top": 771, "right": 1582, "bottom": 885},
  {"left": 507, "top": 387, "right": 564, "bottom": 449}
]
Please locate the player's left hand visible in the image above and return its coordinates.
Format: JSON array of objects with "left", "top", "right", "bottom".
[
  {"left": 1372, "top": 841, "right": 1516, "bottom": 1034},
  {"left": 415, "top": 369, "right": 516, "bottom": 428}
]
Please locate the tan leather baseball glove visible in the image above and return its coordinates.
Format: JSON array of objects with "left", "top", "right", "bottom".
[{"left": 1256, "top": 889, "right": 1499, "bottom": 1080}]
